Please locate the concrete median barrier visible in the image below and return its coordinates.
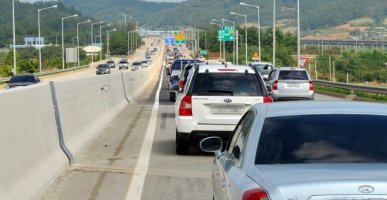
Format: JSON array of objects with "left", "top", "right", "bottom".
[
  {"left": 0, "top": 45, "right": 164, "bottom": 199},
  {"left": 0, "top": 84, "right": 68, "bottom": 200},
  {"left": 53, "top": 73, "right": 127, "bottom": 156},
  {"left": 123, "top": 45, "right": 164, "bottom": 102}
]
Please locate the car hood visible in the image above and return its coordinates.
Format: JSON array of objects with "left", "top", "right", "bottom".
[{"left": 248, "top": 164, "right": 387, "bottom": 199}]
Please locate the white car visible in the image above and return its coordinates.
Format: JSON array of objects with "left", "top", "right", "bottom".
[
  {"left": 248, "top": 61, "right": 274, "bottom": 80},
  {"left": 174, "top": 64, "right": 272, "bottom": 155},
  {"left": 118, "top": 59, "right": 130, "bottom": 70},
  {"left": 141, "top": 60, "right": 148, "bottom": 67}
]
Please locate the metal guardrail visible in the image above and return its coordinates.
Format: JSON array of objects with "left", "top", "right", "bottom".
[
  {"left": 0, "top": 65, "right": 89, "bottom": 84},
  {"left": 314, "top": 80, "right": 387, "bottom": 95}
]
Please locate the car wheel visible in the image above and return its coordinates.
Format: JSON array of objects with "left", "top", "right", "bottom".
[{"left": 176, "top": 131, "right": 189, "bottom": 155}]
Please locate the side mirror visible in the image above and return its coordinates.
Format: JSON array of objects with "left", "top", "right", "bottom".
[
  {"left": 6, "top": 80, "right": 9, "bottom": 83},
  {"left": 200, "top": 137, "right": 223, "bottom": 153},
  {"left": 266, "top": 85, "right": 272, "bottom": 93},
  {"left": 36, "top": 78, "right": 40, "bottom": 83}
]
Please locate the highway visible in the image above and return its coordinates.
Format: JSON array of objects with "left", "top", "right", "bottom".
[{"left": 41, "top": 38, "right": 344, "bottom": 199}]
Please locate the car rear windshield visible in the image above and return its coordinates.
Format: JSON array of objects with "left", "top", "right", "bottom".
[
  {"left": 170, "top": 75, "right": 180, "bottom": 81},
  {"left": 251, "top": 64, "right": 273, "bottom": 75},
  {"left": 172, "top": 61, "right": 194, "bottom": 70},
  {"left": 10, "top": 75, "right": 35, "bottom": 83},
  {"left": 98, "top": 65, "right": 109, "bottom": 69},
  {"left": 279, "top": 70, "right": 308, "bottom": 80},
  {"left": 191, "top": 73, "right": 263, "bottom": 96},
  {"left": 255, "top": 114, "right": 387, "bottom": 164},
  {"left": 119, "top": 61, "right": 128, "bottom": 64}
]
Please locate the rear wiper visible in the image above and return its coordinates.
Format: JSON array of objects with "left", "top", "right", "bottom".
[{"left": 207, "top": 89, "right": 234, "bottom": 96}]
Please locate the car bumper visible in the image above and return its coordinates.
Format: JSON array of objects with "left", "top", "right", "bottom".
[
  {"left": 176, "top": 116, "right": 236, "bottom": 143},
  {"left": 271, "top": 91, "right": 314, "bottom": 101}
]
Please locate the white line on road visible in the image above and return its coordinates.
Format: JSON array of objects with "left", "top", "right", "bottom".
[{"left": 124, "top": 63, "right": 164, "bottom": 200}]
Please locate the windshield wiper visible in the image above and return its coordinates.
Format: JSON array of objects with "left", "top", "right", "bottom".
[{"left": 207, "top": 89, "right": 234, "bottom": 96}]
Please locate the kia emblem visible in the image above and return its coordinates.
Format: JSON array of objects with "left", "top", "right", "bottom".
[
  {"left": 224, "top": 98, "right": 232, "bottom": 103},
  {"left": 358, "top": 185, "right": 374, "bottom": 194}
]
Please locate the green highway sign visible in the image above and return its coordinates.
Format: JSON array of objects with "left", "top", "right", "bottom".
[
  {"left": 175, "top": 39, "right": 186, "bottom": 44},
  {"left": 218, "top": 30, "right": 234, "bottom": 42},
  {"left": 223, "top": 26, "right": 235, "bottom": 31},
  {"left": 199, "top": 50, "right": 208, "bottom": 55}
]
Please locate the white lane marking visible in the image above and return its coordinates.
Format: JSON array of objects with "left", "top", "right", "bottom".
[{"left": 125, "top": 61, "right": 164, "bottom": 200}]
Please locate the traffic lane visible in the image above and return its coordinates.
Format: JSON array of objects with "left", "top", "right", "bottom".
[
  {"left": 141, "top": 70, "right": 213, "bottom": 200},
  {"left": 42, "top": 36, "right": 158, "bottom": 81},
  {"left": 314, "top": 92, "right": 345, "bottom": 101},
  {"left": 42, "top": 103, "right": 154, "bottom": 200}
]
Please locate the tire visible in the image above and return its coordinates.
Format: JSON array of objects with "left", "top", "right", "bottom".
[{"left": 176, "top": 131, "right": 189, "bottom": 155}]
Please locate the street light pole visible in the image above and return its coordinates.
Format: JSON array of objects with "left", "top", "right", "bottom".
[
  {"left": 38, "top": 4, "right": 57, "bottom": 73},
  {"left": 76, "top": 19, "right": 90, "bottom": 67},
  {"left": 222, "top": 19, "right": 236, "bottom": 64},
  {"left": 297, "top": 0, "right": 301, "bottom": 67},
  {"left": 212, "top": 19, "right": 226, "bottom": 61},
  {"left": 99, "top": 24, "right": 110, "bottom": 60},
  {"left": 12, "top": 0, "right": 16, "bottom": 75},
  {"left": 91, "top": 21, "right": 103, "bottom": 63},
  {"left": 231, "top": 12, "right": 248, "bottom": 65},
  {"left": 240, "top": 2, "right": 261, "bottom": 61},
  {"left": 210, "top": 22, "right": 222, "bottom": 60},
  {"left": 62, "top": 14, "right": 78, "bottom": 69},
  {"left": 106, "top": 29, "right": 117, "bottom": 59},
  {"left": 273, "top": 0, "right": 276, "bottom": 66}
]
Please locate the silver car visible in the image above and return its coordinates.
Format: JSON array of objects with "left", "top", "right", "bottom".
[
  {"left": 266, "top": 67, "right": 314, "bottom": 101},
  {"left": 200, "top": 101, "right": 387, "bottom": 200},
  {"left": 248, "top": 61, "right": 273, "bottom": 80}
]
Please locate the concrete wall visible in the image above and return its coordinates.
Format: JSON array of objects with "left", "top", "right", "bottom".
[
  {"left": 0, "top": 47, "right": 164, "bottom": 199},
  {"left": 123, "top": 48, "right": 164, "bottom": 102},
  {"left": 54, "top": 74, "right": 127, "bottom": 156},
  {"left": 0, "top": 84, "right": 68, "bottom": 200}
]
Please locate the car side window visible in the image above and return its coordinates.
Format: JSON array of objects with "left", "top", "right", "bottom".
[
  {"left": 227, "top": 111, "right": 255, "bottom": 166},
  {"left": 183, "top": 69, "right": 194, "bottom": 93},
  {"left": 268, "top": 70, "right": 276, "bottom": 81}
]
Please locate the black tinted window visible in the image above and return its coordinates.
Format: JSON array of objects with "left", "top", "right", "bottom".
[
  {"left": 170, "top": 75, "right": 180, "bottom": 81},
  {"left": 191, "top": 73, "right": 263, "bottom": 96},
  {"left": 10, "top": 75, "right": 36, "bottom": 83},
  {"left": 98, "top": 65, "right": 109, "bottom": 69},
  {"left": 279, "top": 70, "right": 308, "bottom": 80},
  {"left": 255, "top": 115, "right": 387, "bottom": 164}
]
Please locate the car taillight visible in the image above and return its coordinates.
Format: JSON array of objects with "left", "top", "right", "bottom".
[
  {"left": 263, "top": 96, "right": 273, "bottom": 103},
  {"left": 178, "top": 80, "right": 184, "bottom": 90},
  {"left": 179, "top": 95, "right": 192, "bottom": 116},
  {"left": 242, "top": 188, "right": 270, "bottom": 200},
  {"left": 272, "top": 80, "right": 278, "bottom": 90},
  {"left": 309, "top": 80, "right": 314, "bottom": 91}
]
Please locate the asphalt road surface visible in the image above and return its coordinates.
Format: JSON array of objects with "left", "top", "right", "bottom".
[{"left": 42, "top": 46, "right": 345, "bottom": 199}]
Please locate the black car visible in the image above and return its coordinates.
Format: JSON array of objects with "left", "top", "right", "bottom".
[
  {"left": 96, "top": 64, "right": 111, "bottom": 75},
  {"left": 6, "top": 74, "right": 40, "bottom": 89}
]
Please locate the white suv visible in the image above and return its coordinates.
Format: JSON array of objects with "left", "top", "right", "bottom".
[{"left": 175, "top": 64, "right": 272, "bottom": 155}]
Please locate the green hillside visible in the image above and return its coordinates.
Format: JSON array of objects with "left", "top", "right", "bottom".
[
  {"left": 0, "top": 0, "right": 91, "bottom": 47},
  {"left": 64, "top": 0, "right": 386, "bottom": 30}
]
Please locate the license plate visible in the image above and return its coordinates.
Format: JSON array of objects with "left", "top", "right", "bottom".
[
  {"left": 211, "top": 105, "right": 244, "bottom": 114},
  {"left": 286, "top": 83, "right": 301, "bottom": 88}
]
